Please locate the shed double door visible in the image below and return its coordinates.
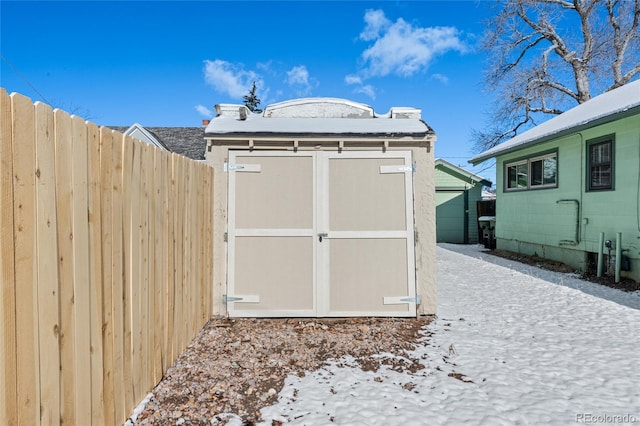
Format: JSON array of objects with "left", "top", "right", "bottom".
[{"left": 226, "top": 150, "right": 416, "bottom": 317}]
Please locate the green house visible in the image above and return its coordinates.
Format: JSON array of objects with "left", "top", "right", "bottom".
[
  {"left": 470, "top": 80, "right": 640, "bottom": 282},
  {"left": 435, "top": 158, "right": 491, "bottom": 244}
]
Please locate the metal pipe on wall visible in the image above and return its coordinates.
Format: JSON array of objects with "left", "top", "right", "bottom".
[
  {"left": 615, "top": 232, "right": 622, "bottom": 283},
  {"left": 597, "top": 232, "right": 605, "bottom": 278},
  {"left": 556, "top": 199, "right": 580, "bottom": 245}
]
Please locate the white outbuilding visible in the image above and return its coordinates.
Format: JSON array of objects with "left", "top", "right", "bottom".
[{"left": 204, "top": 98, "right": 437, "bottom": 318}]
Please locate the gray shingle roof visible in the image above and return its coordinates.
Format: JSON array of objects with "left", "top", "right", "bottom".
[{"left": 108, "top": 126, "right": 206, "bottom": 160}]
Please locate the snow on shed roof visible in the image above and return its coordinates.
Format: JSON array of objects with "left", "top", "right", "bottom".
[
  {"left": 470, "top": 79, "right": 640, "bottom": 165},
  {"left": 205, "top": 98, "right": 434, "bottom": 138}
]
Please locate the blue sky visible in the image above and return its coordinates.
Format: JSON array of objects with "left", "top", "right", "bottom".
[{"left": 1, "top": 1, "right": 497, "bottom": 182}]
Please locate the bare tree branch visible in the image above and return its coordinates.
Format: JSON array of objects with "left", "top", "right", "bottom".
[
  {"left": 499, "top": 35, "right": 547, "bottom": 77},
  {"left": 473, "top": 0, "right": 640, "bottom": 154},
  {"left": 608, "top": 0, "right": 640, "bottom": 88}
]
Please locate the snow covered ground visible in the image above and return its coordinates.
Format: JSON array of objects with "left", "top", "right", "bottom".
[{"left": 252, "top": 244, "right": 640, "bottom": 426}]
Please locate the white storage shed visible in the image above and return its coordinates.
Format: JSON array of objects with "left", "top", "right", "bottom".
[{"left": 204, "top": 98, "right": 437, "bottom": 317}]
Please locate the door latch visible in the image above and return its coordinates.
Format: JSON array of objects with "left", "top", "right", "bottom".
[{"left": 318, "top": 233, "right": 328, "bottom": 242}]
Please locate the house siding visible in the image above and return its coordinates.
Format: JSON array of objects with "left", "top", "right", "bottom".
[
  {"left": 495, "top": 113, "right": 640, "bottom": 281},
  {"left": 435, "top": 163, "right": 485, "bottom": 244}
]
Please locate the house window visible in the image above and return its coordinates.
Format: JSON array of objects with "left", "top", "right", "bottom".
[
  {"left": 587, "top": 136, "right": 614, "bottom": 191},
  {"left": 505, "top": 152, "right": 557, "bottom": 191},
  {"left": 507, "top": 160, "right": 528, "bottom": 189}
]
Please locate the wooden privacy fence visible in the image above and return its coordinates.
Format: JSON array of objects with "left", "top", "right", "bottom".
[{"left": 1, "top": 89, "right": 214, "bottom": 425}]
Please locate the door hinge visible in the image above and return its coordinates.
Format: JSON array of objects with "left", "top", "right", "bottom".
[
  {"left": 379, "top": 163, "right": 416, "bottom": 174},
  {"left": 224, "top": 162, "right": 242, "bottom": 172},
  {"left": 223, "top": 294, "right": 260, "bottom": 304},
  {"left": 224, "top": 232, "right": 228, "bottom": 242},
  {"left": 224, "top": 162, "right": 261, "bottom": 172},
  {"left": 383, "top": 295, "right": 421, "bottom": 305},
  {"left": 400, "top": 164, "right": 417, "bottom": 173}
]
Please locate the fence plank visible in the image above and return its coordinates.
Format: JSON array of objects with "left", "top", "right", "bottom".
[
  {"left": 193, "top": 165, "right": 201, "bottom": 328},
  {"left": 168, "top": 154, "right": 177, "bottom": 361},
  {"left": 162, "top": 153, "right": 170, "bottom": 371},
  {"left": 121, "top": 136, "right": 135, "bottom": 413},
  {"left": 128, "top": 140, "right": 142, "bottom": 403},
  {"left": 139, "top": 143, "right": 150, "bottom": 396},
  {"left": 11, "top": 92, "right": 40, "bottom": 426},
  {"left": 164, "top": 153, "right": 174, "bottom": 371},
  {"left": 186, "top": 158, "right": 193, "bottom": 344},
  {"left": 99, "top": 127, "right": 115, "bottom": 426},
  {"left": 110, "top": 133, "right": 126, "bottom": 423},
  {"left": 0, "top": 89, "right": 17, "bottom": 425},
  {"left": 151, "top": 149, "right": 162, "bottom": 384},
  {"left": 171, "top": 154, "right": 184, "bottom": 359},
  {"left": 147, "top": 147, "right": 156, "bottom": 387},
  {"left": 176, "top": 155, "right": 187, "bottom": 356},
  {"left": 193, "top": 166, "right": 201, "bottom": 326},
  {"left": 34, "top": 101, "right": 61, "bottom": 426},
  {"left": 183, "top": 159, "right": 191, "bottom": 342},
  {"left": 150, "top": 149, "right": 158, "bottom": 383},
  {"left": 55, "top": 108, "right": 76, "bottom": 426},
  {"left": 87, "top": 121, "right": 105, "bottom": 426},
  {"left": 71, "top": 115, "right": 92, "bottom": 425},
  {"left": 192, "top": 164, "right": 200, "bottom": 331}
]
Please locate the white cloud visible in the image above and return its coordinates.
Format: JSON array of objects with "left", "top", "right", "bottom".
[
  {"left": 344, "top": 74, "right": 376, "bottom": 100},
  {"left": 344, "top": 74, "right": 362, "bottom": 85},
  {"left": 195, "top": 104, "right": 213, "bottom": 117},
  {"left": 360, "top": 9, "right": 391, "bottom": 41},
  {"left": 286, "top": 65, "right": 318, "bottom": 96},
  {"left": 256, "top": 61, "right": 273, "bottom": 73},
  {"left": 431, "top": 73, "right": 449, "bottom": 84},
  {"left": 203, "top": 59, "right": 264, "bottom": 99},
  {"left": 287, "top": 65, "right": 310, "bottom": 86},
  {"left": 358, "top": 10, "right": 469, "bottom": 78},
  {"left": 353, "top": 84, "right": 376, "bottom": 99}
]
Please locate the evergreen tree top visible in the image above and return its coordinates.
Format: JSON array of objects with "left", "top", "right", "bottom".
[{"left": 243, "top": 81, "right": 262, "bottom": 113}]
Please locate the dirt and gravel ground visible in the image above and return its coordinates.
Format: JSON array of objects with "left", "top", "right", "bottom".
[
  {"left": 486, "top": 249, "right": 640, "bottom": 292},
  {"left": 132, "top": 316, "right": 432, "bottom": 425},
  {"left": 131, "top": 247, "right": 637, "bottom": 425}
]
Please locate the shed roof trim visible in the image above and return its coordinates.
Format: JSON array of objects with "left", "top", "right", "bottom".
[
  {"left": 206, "top": 97, "right": 432, "bottom": 137},
  {"left": 469, "top": 79, "right": 640, "bottom": 164}
]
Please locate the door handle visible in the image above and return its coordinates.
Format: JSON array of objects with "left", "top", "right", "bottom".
[{"left": 318, "top": 233, "right": 328, "bottom": 242}]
